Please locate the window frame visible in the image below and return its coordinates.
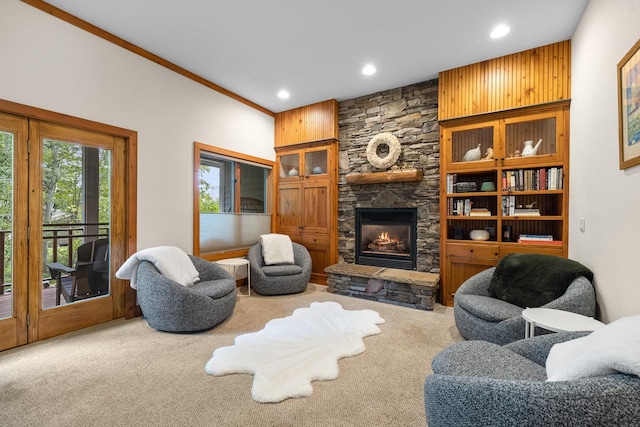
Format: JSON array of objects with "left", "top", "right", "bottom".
[{"left": 193, "top": 141, "right": 274, "bottom": 260}]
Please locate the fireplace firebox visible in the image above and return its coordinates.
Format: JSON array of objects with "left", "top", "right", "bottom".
[{"left": 355, "top": 208, "right": 417, "bottom": 271}]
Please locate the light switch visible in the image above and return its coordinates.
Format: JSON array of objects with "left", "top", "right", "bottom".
[{"left": 579, "top": 218, "right": 586, "bottom": 232}]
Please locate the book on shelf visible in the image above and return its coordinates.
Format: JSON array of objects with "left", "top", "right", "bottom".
[
  {"left": 501, "top": 195, "right": 516, "bottom": 216},
  {"left": 518, "top": 234, "right": 553, "bottom": 241},
  {"left": 513, "top": 208, "right": 540, "bottom": 216},
  {"left": 502, "top": 167, "right": 563, "bottom": 191},
  {"left": 469, "top": 208, "right": 491, "bottom": 216},
  {"left": 446, "top": 173, "right": 457, "bottom": 193},
  {"left": 517, "top": 239, "right": 563, "bottom": 245},
  {"left": 450, "top": 198, "right": 470, "bottom": 216},
  {"left": 454, "top": 181, "right": 477, "bottom": 193}
]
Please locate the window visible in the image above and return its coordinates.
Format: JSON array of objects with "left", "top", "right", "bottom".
[{"left": 194, "top": 142, "right": 274, "bottom": 257}]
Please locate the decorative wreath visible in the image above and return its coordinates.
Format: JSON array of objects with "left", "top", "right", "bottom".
[{"left": 366, "top": 133, "right": 401, "bottom": 169}]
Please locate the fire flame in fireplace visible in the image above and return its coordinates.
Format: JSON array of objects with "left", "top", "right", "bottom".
[
  {"left": 366, "top": 229, "right": 406, "bottom": 253},
  {"left": 377, "top": 231, "right": 397, "bottom": 245}
]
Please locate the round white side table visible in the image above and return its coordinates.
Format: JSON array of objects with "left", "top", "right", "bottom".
[
  {"left": 215, "top": 258, "right": 251, "bottom": 297},
  {"left": 522, "top": 307, "right": 604, "bottom": 338}
]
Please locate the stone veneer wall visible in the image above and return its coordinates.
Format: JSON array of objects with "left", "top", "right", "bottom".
[{"left": 337, "top": 79, "right": 440, "bottom": 273}]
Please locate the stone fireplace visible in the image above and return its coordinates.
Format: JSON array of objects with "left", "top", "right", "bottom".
[
  {"left": 355, "top": 207, "right": 417, "bottom": 271},
  {"left": 326, "top": 79, "right": 441, "bottom": 310},
  {"left": 336, "top": 79, "right": 440, "bottom": 274}
]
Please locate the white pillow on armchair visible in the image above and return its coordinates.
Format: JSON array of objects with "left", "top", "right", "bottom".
[
  {"left": 546, "top": 315, "right": 640, "bottom": 381},
  {"left": 259, "top": 234, "right": 294, "bottom": 265}
]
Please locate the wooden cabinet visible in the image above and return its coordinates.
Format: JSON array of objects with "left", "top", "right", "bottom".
[
  {"left": 275, "top": 140, "right": 337, "bottom": 284},
  {"left": 275, "top": 99, "right": 338, "bottom": 147},
  {"left": 444, "top": 243, "right": 500, "bottom": 306},
  {"left": 440, "top": 102, "right": 570, "bottom": 306}
]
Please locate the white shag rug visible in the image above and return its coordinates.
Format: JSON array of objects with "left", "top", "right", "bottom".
[{"left": 205, "top": 301, "right": 385, "bottom": 403}]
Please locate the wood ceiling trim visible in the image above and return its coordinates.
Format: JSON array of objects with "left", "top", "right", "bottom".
[{"left": 21, "top": 0, "right": 275, "bottom": 118}]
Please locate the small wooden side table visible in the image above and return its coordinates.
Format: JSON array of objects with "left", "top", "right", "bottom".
[{"left": 216, "top": 258, "right": 251, "bottom": 297}]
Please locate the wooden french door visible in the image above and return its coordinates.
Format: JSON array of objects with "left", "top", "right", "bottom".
[{"left": 0, "top": 109, "right": 130, "bottom": 351}]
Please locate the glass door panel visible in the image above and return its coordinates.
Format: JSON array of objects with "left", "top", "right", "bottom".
[
  {"left": 0, "top": 112, "right": 28, "bottom": 351},
  {"left": 278, "top": 153, "right": 299, "bottom": 178},
  {"left": 0, "top": 130, "right": 14, "bottom": 319},
  {"left": 42, "top": 139, "right": 111, "bottom": 309},
  {"left": 34, "top": 122, "right": 116, "bottom": 341},
  {"left": 446, "top": 123, "right": 498, "bottom": 171},
  {"left": 304, "top": 149, "right": 327, "bottom": 176}
]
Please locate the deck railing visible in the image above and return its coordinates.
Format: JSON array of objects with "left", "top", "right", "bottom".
[{"left": 0, "top": 223, "right": 109, "bottom": 295}]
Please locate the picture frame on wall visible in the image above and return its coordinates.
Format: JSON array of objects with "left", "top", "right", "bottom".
[{"left": 618, "top": 38, "right": 640, "bottom": 170}]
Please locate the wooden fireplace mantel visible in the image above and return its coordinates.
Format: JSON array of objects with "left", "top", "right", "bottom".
[{"left": 345, "top": 169, "right": 423, "bottom": 185}]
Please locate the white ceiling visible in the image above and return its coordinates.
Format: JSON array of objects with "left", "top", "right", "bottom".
[{"left": 43, "top": 0, "right": 589, "bottom": 113}]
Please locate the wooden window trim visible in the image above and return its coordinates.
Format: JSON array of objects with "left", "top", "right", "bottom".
[{"left": 193, "top": 142, "right": 274, "bottom": 261}]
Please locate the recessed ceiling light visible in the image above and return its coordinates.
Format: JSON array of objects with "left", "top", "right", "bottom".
[
  {"left": 277, "top": 90, "right": 290, "bottom": 99},
  {"left": 362, "top": 64, "right": 376, "bottom": 76},
  {"left": 490, "top": 24, "right": 510, "bottom": 39}
]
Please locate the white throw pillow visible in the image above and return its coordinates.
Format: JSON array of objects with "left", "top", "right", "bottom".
[
  {"left": 260, "top": 234, "right": 294, "bottom": 265},
  {"left": 546, "top": 315, "right": 640, "bottom": 381}
]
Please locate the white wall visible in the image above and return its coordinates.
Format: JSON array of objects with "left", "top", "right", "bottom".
[
  {"left": 0, "top": 0, "right": 275, "bottom": 252},
  {"left": 571, "top": 0, "right": 640, "bottom": 322}
]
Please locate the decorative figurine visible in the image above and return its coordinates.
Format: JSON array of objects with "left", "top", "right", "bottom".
[
  {"left": 483, "top": 147, "right": 494, "bottom": 160},
  {"left": 462, "top": 144, "right": 482, "bottom": 162}
]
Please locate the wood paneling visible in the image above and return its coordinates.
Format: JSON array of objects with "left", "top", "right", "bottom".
[
  {"left": 439, "top": 41, "right": 571, "bottom": 120},
  {"left": 275, "top": 100, "right": 339, "bottom": 146}
]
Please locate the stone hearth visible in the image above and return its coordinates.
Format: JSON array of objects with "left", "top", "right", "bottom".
[{"left": 325, "top": 263, "right": 439, "bottom": 310}]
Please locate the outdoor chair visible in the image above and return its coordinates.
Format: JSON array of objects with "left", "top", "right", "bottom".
[{"left": 47, "top": 238, "right": 109, "bottom": 305}]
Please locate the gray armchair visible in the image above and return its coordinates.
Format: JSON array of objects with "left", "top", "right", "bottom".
[
  {"left": 136, "top": 255, "right": 236, "bottom": 332},
  {"left": 247, "top": 241, "right": 311, "bottom": 295},
  {"left": 424, "top": 331, "right": 640, "bottom": 426},
  {"left": 454, "top": 254, "right": 596, "bottom": 345}
]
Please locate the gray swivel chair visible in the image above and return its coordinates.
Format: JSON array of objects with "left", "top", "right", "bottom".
[
  {"left": 454, "top": 253, "right": 596, "bottom": 345},
  {"left": 247, "top": 241, "right": 311, "bottom": 295},
  {"left": 135, "top": 255, "right": 236, "bottom": 332},
  {"left": 424, "top": 331, "right": 640, "bottom": 426}
]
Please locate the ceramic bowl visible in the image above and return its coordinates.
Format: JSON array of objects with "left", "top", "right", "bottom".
[
  {"left": 469, "top": 229, "right": 490, "bottom": 241},
  {"left": 480, "top": 181, "right": 496, "bottom": 192}
]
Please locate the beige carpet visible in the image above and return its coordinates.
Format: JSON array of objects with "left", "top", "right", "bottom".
[{"left": 0, "top": 284, "right": 462, "bottom": 427}]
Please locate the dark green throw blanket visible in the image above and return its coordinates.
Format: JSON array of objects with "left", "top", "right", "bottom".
[{"left": 489, "top": 253, "right": 594, "bottom": 308}]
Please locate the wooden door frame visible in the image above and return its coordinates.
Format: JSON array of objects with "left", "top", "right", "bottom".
[{"left": 0, "top": 99, "right": 139, "bottom": 339}]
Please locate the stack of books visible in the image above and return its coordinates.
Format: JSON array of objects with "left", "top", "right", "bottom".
[
  {"left": 517, "top": 234, "right": 562, "bottom": 245},
  {"left": 513, "top": 208, "right": 540, "bottom": 216},
  {"left": 469, "top": 208, "right": 491, "bottom": 216}
]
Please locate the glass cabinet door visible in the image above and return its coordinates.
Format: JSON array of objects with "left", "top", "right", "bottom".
[
  {"left": 278, "top": 153, "right": 300, "bottom": 178},
  {"left": 445, "top": 123, "right": 497, "bottom": 170},
  {"left": 501, "top": 110, "right": 565, "bottom": 166},
  {"left": 304, "top": 148, "right": 327, "bottom": 177}
]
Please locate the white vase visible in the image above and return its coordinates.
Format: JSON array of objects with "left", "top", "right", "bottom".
[{"left": 469, "top": 229, "right": 490, "bottom": 241}]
